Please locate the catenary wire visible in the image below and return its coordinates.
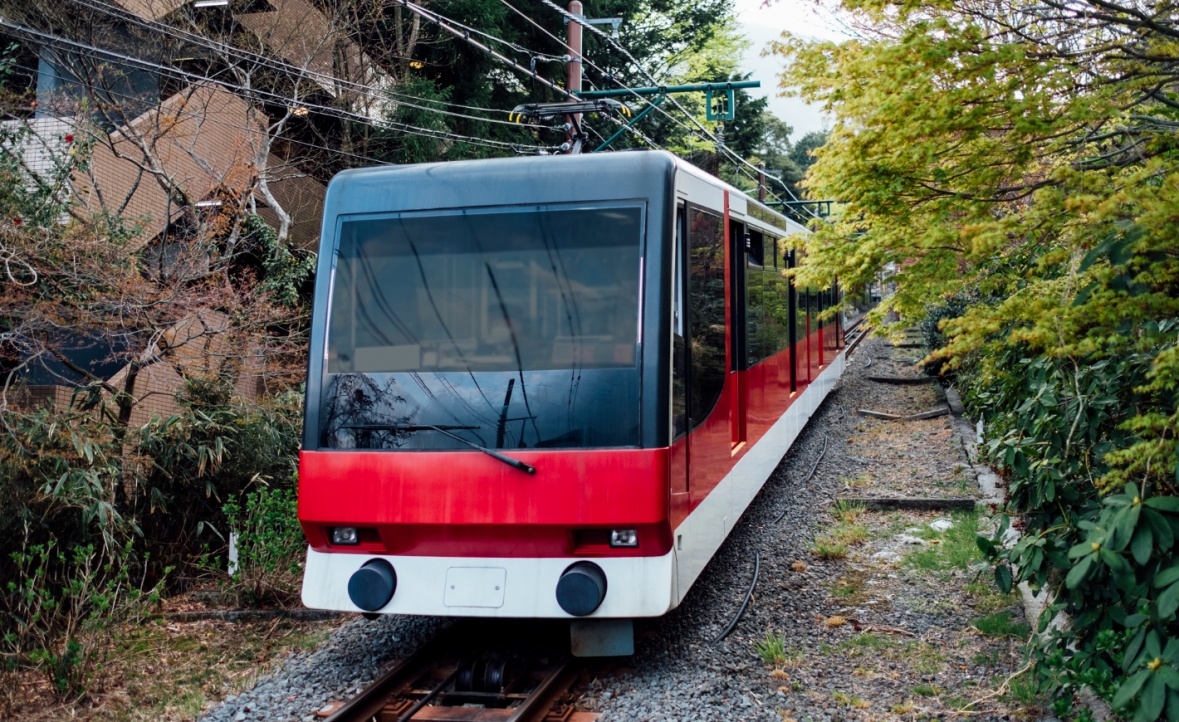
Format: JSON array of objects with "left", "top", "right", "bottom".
[
  {"left": 3, "top": 59, "right": 417, "bottom": 168},
  {"left": 384, "top": 0, "right": 655, "bottom": 149},
  {"left": 535, "top": 0, "right": 820, "bottom": 218},
  {"left": 0, "top": 19, "right": 554, "bottom": 153},
  {"left": 19, "top": 3, "right": 783, "bottom": 201},
  {"left": 68, "top": 0, "right": 556, "bottom": 115},
  {"left": 59, "top": 0, "right": 557, "bottom": 128},
  {"left": 495, "top": 0, "right": 792, "bottom": 209},
  {"left": 63, "top": 0, "right": 620, "bottom": 149},
  {"left": 34, "top": 0, "right": 651, "bottom": 154}
]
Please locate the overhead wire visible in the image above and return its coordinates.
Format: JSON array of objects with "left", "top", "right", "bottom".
[
  {"left": 386, "top": 0, "right": 649, "bottom": 149},
  {"left": 534, "top": 0, "right": 821, "bottom": 219},
  {"left": 493, "top": 0, "right": 662, "bottom": 151},
  {"left": 2, "top": 58, "right": 402, "bottom": 168},
  {"left": 61, "top": 0, "right": 554, "bottom": 129},
  {"left": 67, "top": 0, "right": 624, "bottom": 149},
  {"left": 18, "top": 0, "right": 804, "bottom": 206},
  {"left": 0, "top": 19, "right": 554, "bottom": 154},
  {"left": 30, "top": 0, "right": 654, "bottom": 155},
  {"left": 497, "top": 0, "right": 792, "bottom": 210}
]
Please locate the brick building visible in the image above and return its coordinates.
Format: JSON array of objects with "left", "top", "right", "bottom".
[{"left": 2, "top": 0, "right": 397, "bottom": 421}]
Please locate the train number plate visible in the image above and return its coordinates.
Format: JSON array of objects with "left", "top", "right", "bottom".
[{"left": 443, "top": 567, "right": 507, "bottom": 608}]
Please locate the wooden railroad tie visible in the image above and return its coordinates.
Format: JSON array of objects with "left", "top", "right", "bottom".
[
  {"left": 866, "top": 375, "right": 937, "bottom": 385},
  {"left": 857, "top": 407, "right": 949, "bottom": 422},
  {"left": 836, "top": 496, "right": 977, "bottom": 512}
]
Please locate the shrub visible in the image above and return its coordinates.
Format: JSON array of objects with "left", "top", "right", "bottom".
[
  {"left": 220, "top": 486, "right": 305, "bottom": 607},
  {"left": 0, "top": 385, "right": 304, "bottom": 698},
  {"left": 1, "top": 539, "right": 165, "bottom": 702}
]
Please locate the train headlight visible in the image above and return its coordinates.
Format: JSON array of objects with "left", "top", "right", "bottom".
[
  {"left": 331, "top": 527, "right": 359, "bottom": 545},
  {"left": 609, "top": 529, "right": 638, "bottom": 548}
]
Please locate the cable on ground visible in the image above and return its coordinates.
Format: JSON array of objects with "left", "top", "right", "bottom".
[{"left": 712, "top": 549, "right": 760, "bottom": 644}]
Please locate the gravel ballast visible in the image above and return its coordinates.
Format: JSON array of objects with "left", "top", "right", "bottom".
[
  {"left": 197, "top": 615, "right": 440, "bottom": 722},
  {"left": 579, "top": 335, "right": 1030, "bottom": 720},
  {"left": 198, "top": 334, "right": 1032, "bottom": 722}
]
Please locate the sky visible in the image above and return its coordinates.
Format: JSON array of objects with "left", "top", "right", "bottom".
[{"left": 734, "top": 0, "right": 849, "bottom": 138}]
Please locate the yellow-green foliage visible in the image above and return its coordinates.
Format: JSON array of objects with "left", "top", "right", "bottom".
[{"left": 769, "top": 1, "right": 1179, "bottom": 718}]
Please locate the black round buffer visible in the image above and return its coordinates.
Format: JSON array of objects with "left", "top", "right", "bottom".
[
  {"left": 556, "top": 561, "right": 607, "bottom": 616},
  {"left": 348, "top": 559, "right": 397, "bottom": 611}
]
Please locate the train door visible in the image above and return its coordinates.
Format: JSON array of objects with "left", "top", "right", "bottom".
[
  {"left": 671, "top": 203, "right": 689, "bottom": 490},
  {"left": 729, "top": 212, "right": 748, "bottom": 452},
  {"left": 677, "top": 198, "right": 728, "bottom": 597}
]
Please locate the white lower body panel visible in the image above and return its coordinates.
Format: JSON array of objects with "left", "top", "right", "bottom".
[{"left": 302, "top": 547, "right": 676, "bottom": 618}]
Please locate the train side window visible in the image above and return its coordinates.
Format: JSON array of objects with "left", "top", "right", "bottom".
[
  {"left": 730, "top": 219, "right": 748, "bottom": 372},
  {"left": 687, "top": 206, "right": 725, "bottom": 430},
  {"left": 787, "top": 247, "right": 798, "bottom": 391},
  {"left": 672, "top": 204, "right": 687, "bottom": 440},
  {"left": 746, "top": 228, "right": 765, "bottom": 365},
  {"left": 762, "top": 235, "right": 790, "bottom": 359}
]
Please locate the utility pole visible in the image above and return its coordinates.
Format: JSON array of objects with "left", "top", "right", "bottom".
[
  {"left": 711, "top": 122, "right": 724, "bottom": 175},
  {"left": 758, "top": 162, "right": 766, "bottom": 203},
  {"left": 565, "top": 0, "right": 583, "bottom": 153}
]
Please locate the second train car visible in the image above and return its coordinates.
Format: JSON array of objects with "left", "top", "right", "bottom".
[{"left": 298, "top": 150, "right": 847, "bottom": 653}]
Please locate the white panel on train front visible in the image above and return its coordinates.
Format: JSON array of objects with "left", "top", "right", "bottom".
[{"left": 303, "top": 550, "right": 676, "bottom": 619}]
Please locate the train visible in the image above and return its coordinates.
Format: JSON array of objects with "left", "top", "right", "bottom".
[{"left": 298, "top": 150, "right": 849, "bottom": 655}]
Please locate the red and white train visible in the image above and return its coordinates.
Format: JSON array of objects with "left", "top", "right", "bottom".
[{"left": 298, "top": 151, "right": 847, "bottom": 654}]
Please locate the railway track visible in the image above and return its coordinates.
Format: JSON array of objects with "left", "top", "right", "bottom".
[
  {"left": 318, "top": 622, "right": 599, "bottom": 722},
  {"left": 844, "top": 317, "right": 872, "bottom": 354}
]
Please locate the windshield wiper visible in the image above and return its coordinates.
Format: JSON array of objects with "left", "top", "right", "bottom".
[{"left": 342, "top": 424, "right": 536, "bottom": 474}]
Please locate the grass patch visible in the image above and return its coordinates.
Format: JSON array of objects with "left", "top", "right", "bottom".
[
  {"left": 833, "top": 499, "right": 868, "bottom": 522},
  {"left": 973, "top": 648, "right": 1002, "bottom": 667},
  {"left": 810, "top": 537, "right": 849, "bottom": 560},
  {"left": 910, "top": 643, "right": 945, "bottom": 674},
  {"left": 905, "top": 508, "right": 983, "bottom": 571},
  {"left": 829, "top": 569, "right": 873, "bottom": 604},
  {"left": 839, "top": 473, "right": 873, "bottom": 489},
  {"left": 839, "top": 632, "right": 896, "bottom": 654},
  {"left": 1003, "top": 671, "right": 1043, "bottom": 708},
  {"left": 832, "top": 691, "right": 870, "bottom": 709},
  {"left": 836, "top": 633, "right": 944, "bottom": 674},
  {"left": 964, "top": 580, "right": 1022, "bottom": 615},
  {"left": 831, "top": 523, "right": 869, "bottom": 546},
  {"left": 27, "top": 613, "right": 337, "bottom": 722},
  {"left": 944, "top": 695, "right": 971, "bottom": 710},
  {"left": 973, "top": 611, "right": 1031, "bottom": 639},
  {"left": 811, "top": 504, "right": 871, "bottom": 559},
  {"left": 754, "top": 631, "right": 803, "bottom": 668},
  {"left": 912, "top": 683, "right": 942, "bottom": 696}
]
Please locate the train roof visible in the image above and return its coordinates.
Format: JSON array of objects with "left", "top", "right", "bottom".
[{"left": 322, "top": 150, "right": 801, "bottom": 237}]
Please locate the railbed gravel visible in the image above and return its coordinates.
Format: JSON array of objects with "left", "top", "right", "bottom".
[
  {"left": 199, "top": 335, "right": 1028, "bottom": 722},
  {"left": 197, "top": 615, "right": 442, "bottom": 722},
  {"left": 581, "top": 335, "right": 1027, "bottom": 721}
]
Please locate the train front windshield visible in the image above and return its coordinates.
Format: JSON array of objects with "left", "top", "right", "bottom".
[{"left": 319, "top": 204, "right": 644, "bottom": 451}]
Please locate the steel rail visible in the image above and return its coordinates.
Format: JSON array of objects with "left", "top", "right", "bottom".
[
  {"left": 321, "top": 622, "right": 583, "bottom": 722},
  {"left": 324, "top": 623, "right": 471, "bottom": 722},
  {"left": 504, "top": 658, "right": 574, "bottom": 722}
]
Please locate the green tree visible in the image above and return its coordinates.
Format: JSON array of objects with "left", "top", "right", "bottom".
[{"left": 773, "top": 0, "right": 1179, "bottom": 717}]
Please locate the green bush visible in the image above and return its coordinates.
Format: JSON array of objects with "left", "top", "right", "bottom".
[
  {"left": 921, "top": 297, "right": 1179, "bottom": 719},
  {"left": 220, "top": 486, "right": 305, "bottom": 607},
  {"left": 1, "top": 539, "right": 165, "bottom": 700},
  {"left": 0, "top": 384, "right": 304, "bottom": 698}
]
